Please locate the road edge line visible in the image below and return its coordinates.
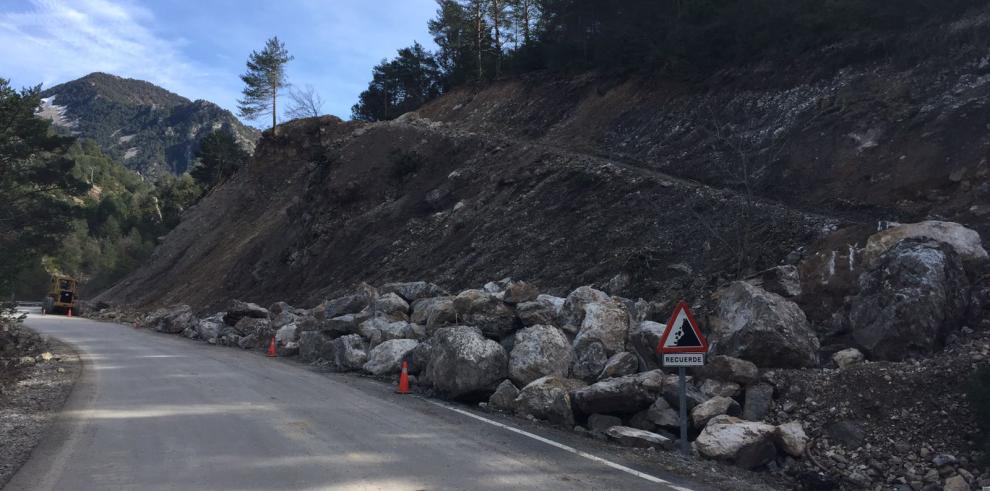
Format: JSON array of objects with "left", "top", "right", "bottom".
[{"left": 426, "top": 399, "right": 696, "bottom": 491}]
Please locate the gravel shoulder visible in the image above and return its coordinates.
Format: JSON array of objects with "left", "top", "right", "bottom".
[{"left": 0, "top": 328, "right": 81, "bottom": 488}]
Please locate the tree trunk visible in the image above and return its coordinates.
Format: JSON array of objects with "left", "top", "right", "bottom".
[
  {"left": 522, "top": 0, "right": 530, "bottom": 45},
  {"left": 492, "top": 0, "right": 501, "bottom": 77},
  {"left": 272, "top": 89, "right": 277, "bottom": 130},
  {"left": 476, "top": 1, "right": 483, "bottom": 81}
]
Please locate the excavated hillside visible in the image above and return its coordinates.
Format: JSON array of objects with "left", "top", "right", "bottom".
[{"left": 98, "top": 5, "right": 990, "bottom": 313}]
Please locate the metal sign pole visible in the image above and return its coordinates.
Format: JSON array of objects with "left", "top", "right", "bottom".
[{"left": 679, "top": 366, "right": 688, "bottom": 455}]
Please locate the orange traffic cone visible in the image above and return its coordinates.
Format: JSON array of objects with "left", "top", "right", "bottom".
[
  {"left": 395, "top": 360, "right": 411, "bottom": 394},
  {"left": 266, "top": 337, "right": 277, "bottom": 358},
  {"left": 67, "top": 308, "right": 72, "bottom": 317}
]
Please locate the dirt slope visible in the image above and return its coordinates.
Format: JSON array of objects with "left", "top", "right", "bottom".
[{"left": 98, "top": 5, "right": 990, "bottom": 312}]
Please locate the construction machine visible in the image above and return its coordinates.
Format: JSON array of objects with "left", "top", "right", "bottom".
[{"left": 42, "top": 275, "right": 81, "bottom": 315}]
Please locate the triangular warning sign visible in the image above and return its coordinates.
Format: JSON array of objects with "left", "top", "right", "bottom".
[{"left": 657, "top": 300, "right": 708, "bottom": 354}]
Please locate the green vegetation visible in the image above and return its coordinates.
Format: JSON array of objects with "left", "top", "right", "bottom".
[
  {"left": 351, "top": 43, "right": 443, "bottom": 122},
  {"left": 238, "top": 37, "right": 294, "bottom": 130},
  {"left": 970, "top": 365, "right": 990, "bottom": 465},
  {"left": 0, "top": 79, "right": 89, "bottom": 298},
  {"left": 352, "top": 0, "right": 986, "bottom": 121},
  {"left": 190, "top": 130, "right": 249, "bottom": 189}
]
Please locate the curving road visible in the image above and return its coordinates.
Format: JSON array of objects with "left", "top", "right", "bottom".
[{"left": 6, "top": 313, "right": 705, "bottom": 491}]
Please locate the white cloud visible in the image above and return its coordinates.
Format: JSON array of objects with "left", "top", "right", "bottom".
[{"left": 0, "top": 0, "right": 222, "bottom": 105}]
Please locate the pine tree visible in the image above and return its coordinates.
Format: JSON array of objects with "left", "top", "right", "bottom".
[
  {"left": 237, "top": 37, "right": 293, "bottom": 130},
  {"left": 190, "top": 131, "right": 248, "bottom": 189}
]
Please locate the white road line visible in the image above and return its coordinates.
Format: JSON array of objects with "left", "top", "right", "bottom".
[{"left": 427, "top": 400, "right": 696, "bottom": 491}]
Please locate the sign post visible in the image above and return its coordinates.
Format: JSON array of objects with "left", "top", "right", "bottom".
[{"left": 657, "top": 300, "right": 709, "bottom": 456}]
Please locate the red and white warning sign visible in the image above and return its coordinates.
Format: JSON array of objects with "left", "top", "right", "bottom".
[{"left": 657, "top": 300, "right": 708, "bottom": 366}]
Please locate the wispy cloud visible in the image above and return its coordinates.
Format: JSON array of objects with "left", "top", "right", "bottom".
[{"left": 0, "top": 0, "right": 219, "bottom": 102}]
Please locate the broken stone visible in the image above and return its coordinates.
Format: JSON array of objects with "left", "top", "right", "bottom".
[{"left": 605, "top": 426, "right": 675, "bottom": 450}]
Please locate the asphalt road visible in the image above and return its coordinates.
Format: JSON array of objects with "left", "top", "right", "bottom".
[{"left": 6, "top": 313, "right": 704, "bottom": 491}]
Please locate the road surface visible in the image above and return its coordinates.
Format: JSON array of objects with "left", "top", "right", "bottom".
[{"left": 6, "top": 313, "right": 705, "bottom": 491}]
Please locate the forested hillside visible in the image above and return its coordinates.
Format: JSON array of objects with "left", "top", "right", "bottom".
[{"left": 40, "top": 73, "right": 258, "bottom": 176}]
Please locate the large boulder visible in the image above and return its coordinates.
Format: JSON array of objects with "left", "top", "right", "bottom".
[
  {"left": 647, "top": 398, "right": 680, "bottom": 428},
  {"left": 743, "top": 383, "right": 774, "bottom": 421},
  {"left": 710, "top": 282, "right": 820, "bottom": 368},
  {"left": 598, "top": 352, "right": 639, "bottom": 380},
  {"left": 452, "top": 290, "right": 517, "bottom": 339},
  {"left": 407, "top": 339, "right": 433, "bottom": 375},
  {"left": 694, "top": 415, "right": 778, "bottom": 469},
  {"left": 516, "top": 298, "right": 560, "bottom": 327},
  {"left": 426, "top": 326, "right": 509, "bottom": 399},
  {"left": 370, "top": 292, "right": 410, "bottom": 321},
  {"left": 508, "top": 325, "right": 572, "bottom": 387},
  {"left": 691, "top": 396, "right": 742, "bottom": 428},
  {"left": 661, "top": 375, "right": 709, "bottom": 411},
  {"left": 196, "top": 314, "right": 224, "bottom": 341},
  {"left": 626, "top": 320, "right": 665, "bottom": 371},
  {"left": 514, "top": 376, "right": 586, "bottom": 426},
  {"left": 410, "top": 296, "right": 457, "bottom": 330},
  {"left": 560, "top": 286, "right": 611, "bottom": 334},
  {"left": 570, "top": 339, "right": 608, "bottom": 382},
  {"left": 223, "top": 300, "right": 269, "bottom": 326},
  {"left": 864, "top": 221, "right": 988, "bottom": 266},
  {"left": 326, "top": 334, "right": 368, "bottom": 371},
  {"left": 275, "top": 323, "right": 300, "bottom": 345},
  {"left": 849, "top": 239, "right": 969, "bottom": 360},
  {"left": 357, "top": 317, "right": 419, "bottom": 347},
  {"left": 234, "top": 317, "right": 273, "bottom": 343},
  {"left": 696, "top": 355, "right": 759, "bottom": 385},
  {"left": 145, "top": 304, "right": 196, "bottom": 334},
  {"left": 327, "top": 290, "right": 373, "bottom": 316},
  {"left": 322, "top": 314, "right": 365, "bottom": 337},
  {"left": 363, "top": 339, "right": 419, "bottom": 375},
  {"left": 571, "top": 370, "right": 664, "bottom": 415},
  {"left": 573, "top": 302, "right": 629, "bottom": 356},
  {"left": 380, "top": 281, "right": 447, "bottom": 303},
  {"left": 774, "top": 421, "right": 809, "bottom": 457},
  {"left": 744, "top": 265, "right": 802, "bottom": 298},
  {"left": 298, "top": 331, "right": 332, "bottom": 362}
]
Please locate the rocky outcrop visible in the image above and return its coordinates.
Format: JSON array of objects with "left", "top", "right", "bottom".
[
  {"left": 508, "top": 325, "right": 572, "bottom": 387},
  {"left": 426, "top": 326, "right": 508, "bottom": 399},
  {"left": 849, "top": 239, "right": 969, "bottom": 360},
  {"left": 710, "top": 282, "right": 820, "bottom": 368}
]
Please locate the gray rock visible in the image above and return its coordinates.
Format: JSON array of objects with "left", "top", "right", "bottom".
[
  {"left": 864, "top": 220, "right": 988, "bottom": 266},
  {"left": 426, "top": 326, "right": 509, "bottom": 399},
  {"left": 691, "top": 396, "right": 742, "bottom": 428},
  {"left": 268, "top": 301, "right": 293, "bottom": 315},
  {"left": 145, "top": 304, "right": 196, "bottom": 334},
  {"left": 327, "top": 288, "right": 375, "bottom": 316},
  {"left": 407, "top": 339, "right": 433, "bottom": 374},
  {"left": 711, "top": 282, "right": 820, "bottom": 368},
  {"left": 697, "top": 355, "right": 759, "bottom": 385},
  {"left": 275, "top": 323, "right": 299, "bottom": 345},
  {"left": 182, "top": 326, "right": 198, "bottom": 339},
  {"left": 573, "top": 302, "right": 629, "bottom": 356},
  {"left": 698, "top": 379, "right": 741, "bottom": 398},
  {"left": 774, "top": 421, "right": 808, "bottom": 457},
  {"left": 570, "top": 340, "right": 609, "bottom": 382},
  {"left": 363, "top": 339, "right": 418, "bottom": 375},
  {"left": 661, "top": 374, "right": 708, "bottom": 411},
  {"left": 626, "top": 410, "right": 656, "bottom": 431},
  {"left": 323, "top": 314, "right": 363, "bottom": 337},
  {"left": 508, "top": 325, "right": 572, "bottom": 387},
  {"left": 357, "top": 317, "right": 418, "bottom": 347},
  {"left": 271, "top": 310, "right": 297, "bottom": 329},
  {"left": 234, "top": 317, "right": 272, "bottom": 338},
  {"left": 514, "top": 376, "right": 586, "bottom": 426},
  {"left": 488, "top": 380, "right": 520, "bottom": 411},
  {"left": 832, "top": 348, "right": 865, "bottom": 369},
  {"left": 327, "top": 334, "right": 368, "bottom": 371},
  {"left": 825, "top": 420, "right": 866, "bottom": 448},
  {"left": 380, "top": 281, "right": 447, "bottom": 302},
  {"left": 560, "top": 286, "right": 611, "bottom": 334},
  {"left": 516, "top": 301, "right": 557, "bottom": 327},
  {"left": 410, "top": 296, "right": 457, "bottom": 330},
  {"left": 849, "top": 239, "right": 968, "bottom": 361},
  {"left": 626, "top": 320, "right": 665, "bottom": 371},
  {"left": 571, "top": 370, "right": 664, "bottom": 415},
  {"left": 223, "top": 300, "right": 269, "bottom": 326},
  {"left": 298, "top": 331, "right": 330, "bottom": 362},
  {"left": 371, "top": 292, "right": 410, "bottom": 320},
  {"left": 743, "top": 383, "right": 774, "bottom": 421},
  {"left": 599, "top": 352, "right": 639, "bottom": 380},
  {"left": 943, "top": 475, "right": 968, "bottom": 491},
  {"left": 503, "top": 280, "right": 539, "bottom": 304},
  {"left": 452, "top": 290, "right": 517, "bottom": 339},
  {"left": 605, "top": 426, "right": 675, "bottom": 450},
  {"left": 694, "top": 415, "right": 777, "bottom": 469},
  {"left": 196, "top": 314, "right": 224, "bottom": 341},
  {"left": 587, "top": 414, "right": 623, "bottom": 433},
  {"left": 647, "top": 398, "right": 680, "bottom": 427},
  {"left": 238, "top": 334, "right": 258, "bottom": 349}
]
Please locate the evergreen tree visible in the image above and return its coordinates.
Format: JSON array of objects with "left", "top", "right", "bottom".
[
  {"left": 238, "top": 37, "right": 293, "bottom": 130},
  {"left": 0, "top": 79, "right": 89, "bottom": 297},
  {"left": 190, "top": 130, "right": 248, "bottom": 189},
  {"left": 351, "top": 43, "right": 444, "bottom": 122}
]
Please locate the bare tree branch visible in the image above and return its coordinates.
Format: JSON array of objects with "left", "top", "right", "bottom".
[{"left": 284, "top": 84, "right": 324, "bottom": 120}]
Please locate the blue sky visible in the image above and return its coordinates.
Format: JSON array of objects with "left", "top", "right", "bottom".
[{"left": 0, "top": 0, "right": 439, "bottom": 125}]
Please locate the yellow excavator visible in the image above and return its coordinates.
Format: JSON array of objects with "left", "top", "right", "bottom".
[{"left": 41, "top": 275, "right": 81, "bottom": 315}]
